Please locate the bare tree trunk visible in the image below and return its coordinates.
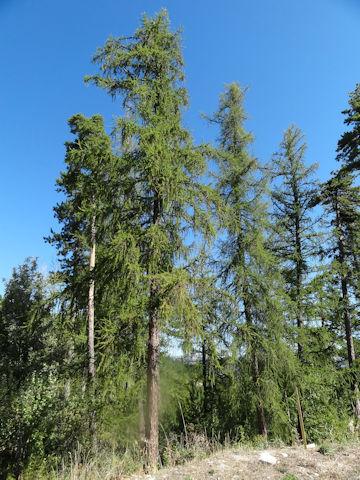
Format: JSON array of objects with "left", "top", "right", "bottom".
[
  {"left": 65, "top": 246, "right": 80, "bottom": 399},
  {"left": 145, "top": 193, "right": 161, "bottom": 469},
  {"left": 252, "top": 351, "right": 267, "bottom": 438},
  {"left": 88, "top": 211, "right": 96, "bottom": 383},
  {"left": 293, "top": 183, "right": 304, "bottom": 362},
  {"left": 352, "top": 384, "right": 360, "bottom": 422},
  {"left": 82, "top": 366, "right": 87, "bottom": 397},
  {"left": 64, "top": 343, "right": 74, "bottom": 399},
  {"left": 145, "top": 282, "right": 160, "bottom": 469},
  {"left": 202, "top": 339, "right": 209, "bottom": 415},
  {"left": 64, "top": 309, "right": 75, "bottom": 399}
]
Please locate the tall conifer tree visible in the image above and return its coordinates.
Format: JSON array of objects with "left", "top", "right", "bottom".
[
  {"left": 208, "top": 83, "right": 284, "bottom": 438},
  {"left": 317, "top": 171, "right": 360, "bottom": 422},
  {"left": 270, "top": 125, "right": 319, "bottom": 360},
  {"left": 85, "top": 10, "right": 211, "bottom": 466},
  {"left": 50, "top": 114, "right": 115, "bottom": 385}
]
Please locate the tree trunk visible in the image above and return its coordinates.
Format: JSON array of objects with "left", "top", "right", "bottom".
[
  {"left": 252, "top": 350, "right": 267, "bottom": 438},
  {"left": 145, "top": 192, "right": 161, "bottom": 469},
  {"left": 294, "top": 201, "right": 306, "bottom": 437},
  {"left": 145, "top": 282, "right": 160, "bottom": 468},
  {"left": 65, "top": 293, "right": 77, "bottom": 399},
  {"left": 293, "top": 182, "right": 304, "bottom": 362},
  {"left": 88, "top": 211, "right": 96, "bottom": 383},
  {"left": 64, "top": 342, "right": 74, "bottom": 399},
  {"left": 202, "top": 339, "right": 209, "bottom": 415}
]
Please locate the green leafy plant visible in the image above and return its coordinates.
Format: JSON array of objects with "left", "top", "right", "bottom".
[{"left": 318, "top": 443, "right": 335, "bottom": 456}]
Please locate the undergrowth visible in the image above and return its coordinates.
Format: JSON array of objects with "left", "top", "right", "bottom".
[{"left": 18, "top": 429, "right": 360, "bottom": 479}]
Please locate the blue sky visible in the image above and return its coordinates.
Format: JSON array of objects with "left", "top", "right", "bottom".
[{"left": 0, "top": 0, "right": 359, "bottom": 291}]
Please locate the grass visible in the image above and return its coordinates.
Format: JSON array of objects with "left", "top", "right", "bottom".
[
  {"left": 40, "top": 430, "right": 221, "bottom": 479},
  {"left": 19, "top": 432, "right": 360, "bottom": 479},
  {"left": 318, "top": 443, "right": 335, "bottom": 456},
  {"left": 54, "top": 450, "right": 141, "bottom": 480}
]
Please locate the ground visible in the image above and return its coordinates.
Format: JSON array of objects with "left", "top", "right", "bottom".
[{"left": 130, "top": 443, "right": 360, "bottom": 480}]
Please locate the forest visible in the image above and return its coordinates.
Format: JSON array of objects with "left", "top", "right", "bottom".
[{"left": 1, "top": 9, "right": 360, "bottom": 479}]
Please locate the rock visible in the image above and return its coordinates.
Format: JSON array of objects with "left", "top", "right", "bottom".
[
  {"left": 259, "top": 451, "right": 277, "bottom": 464},
  {"left": 280, "top": 452, "right": 288, "bottom": 457},
  {"left": 306, "top": 443, "right": 316, "bottom": 449}
]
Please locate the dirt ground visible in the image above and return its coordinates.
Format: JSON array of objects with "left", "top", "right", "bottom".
[{"left": 130, "top": 443, "right": 360, "bottom": 480}]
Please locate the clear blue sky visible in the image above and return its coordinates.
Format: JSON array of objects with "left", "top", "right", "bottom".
[{"left": 1, "top": 0, "right": 359, "bottom": 291}]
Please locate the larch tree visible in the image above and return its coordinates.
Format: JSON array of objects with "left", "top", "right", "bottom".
[
  {"left": 317, "top": 171, "right": 360, "bottom": 423},
  {"left": 50, "top": 113, "right": 115, "bottom": 385},
  {"left": 208, "top": 83, "right": 284, "bottom": 438},
  {"left": 326, "top": 84, "right": 360, "bottom": 422},
  {"left": 270, "top": 125, "right": 319, "bottom": 361},
  {"left": 85, "top": 10, "right": 212, "bottom": 467}
]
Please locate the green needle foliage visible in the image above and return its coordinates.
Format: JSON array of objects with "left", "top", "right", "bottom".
[
  {"left": 317, "top": 170, "right": 360, "bottom": 423},
  {"left": 336, "top": 84, "right": 360, "bottom": 172},
  {"left": 49, "top": 113, "right": 117, "bottom": 385},
  {"left": 48, "top": 113, "right": 116, "bottom": 322},
  {"left": 207, "top": 83, "right": 293, "bottom": 439},
  {"left": 270, "top": 125, "right": 320, "bottom": 360},
  {"left": 85, "top": 9, "right": 214, "bottom": 466}
]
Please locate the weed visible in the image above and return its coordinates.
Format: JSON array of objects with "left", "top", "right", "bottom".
[
  {"left": 318, "top": 443, "right": 335, "bottom": 456},
  {"left": 251, "top": 434, "right": 268, "bottom": 449}
]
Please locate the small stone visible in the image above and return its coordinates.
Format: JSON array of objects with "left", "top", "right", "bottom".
[
  {"left": 259, "top": 451, "right": 277, "bottom": 464},
  {"left": 306, "top": 443, "right": 316, "bottom": 449},
  {"left": 280, "top": 452, "right": 288, "bottom": 457}
]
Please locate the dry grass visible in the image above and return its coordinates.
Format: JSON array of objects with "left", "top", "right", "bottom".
[
  {"left": 53, "top": 449, "right": 141, "bottom": 480},
  {"left": 129, "top": 443, "right": 360, "bottom": 480}
]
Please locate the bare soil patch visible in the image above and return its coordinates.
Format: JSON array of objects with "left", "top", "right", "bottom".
[{"left": 130, "top": 443, "right": 360, "bottom": 480}]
